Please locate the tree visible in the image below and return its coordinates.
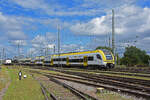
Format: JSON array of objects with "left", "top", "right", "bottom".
[{"left": 120, "top": 46, "right": 150, "bottom": 66}]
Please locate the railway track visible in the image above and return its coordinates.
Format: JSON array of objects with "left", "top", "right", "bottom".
[
  {"left": 49, "top": 76, "right": 98, "bottom": 100},
  {"left": 40, "top": 82, "right": 58, "bottom": 100},
  {"left": 29, "top": 71, "right": 98, "bottom": 100},
  {"left": 28, "top": 66, "right": 150, "bottom": 79},
  {"left": 28, "top": 69, "right": 150, "bottom": 99},
  {"left": 21, "top": 65, "right": 150, "bottom": 74},
  {"left": 48, "top": 67, "right": 150, "bottom": 78},
  {"left": 49, "top": 68, "right": 150, "bottom": 87},
  {"left": 31, "top": 74, "right": 58, "bottom": 100},
  {"left": 50, "top": 73, "right": 150, "bottom": 93},
  {"left": 109, "top": 67, "right": 150, "bottom": 74},
  {"left": 64, "top": 71, "right": 150, "bottom": 87},
  {"left": 45, "top": 74, "right": 150, "bottom": 99},
  {"left": 26, "top": 66, "right": 150, "bottom": 89}
]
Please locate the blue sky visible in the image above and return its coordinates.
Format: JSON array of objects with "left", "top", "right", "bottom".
[{"left": 0, "top": 0, "right": 150, "bottom": 58}]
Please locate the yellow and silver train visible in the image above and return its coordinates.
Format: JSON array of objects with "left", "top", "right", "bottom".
[
  {"left": 51, "top": 49, "right": 114, "bottom": 69},
  {"left": 18, "top": 49, "right": 115, "bottom": 69}
]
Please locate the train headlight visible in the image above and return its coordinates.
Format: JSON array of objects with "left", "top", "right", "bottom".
[{"left": 103, "top": 62, "right": 107, "bottom": 65}]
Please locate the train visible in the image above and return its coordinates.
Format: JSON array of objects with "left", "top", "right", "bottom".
[
  {"left": 13, "top": 49, "right": 115, "bottom": 69},
  {"left": 4, "top": 59, "right": 12, "bottom": 65}
]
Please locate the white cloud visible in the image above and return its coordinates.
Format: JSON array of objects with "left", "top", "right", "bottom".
[
  {"left": 143, "top": 37, "right": 150, "bottom": 41},
  {"left": 30, "top": 32, "right": 56, "bottom": 56},
  {"left": 69, "top": 4, "right": 150, "bottom": 55},
  {"left": 10, "top": 40, "right": 27, "bottom": 46},
  {"left": 0, "top": 12, "right": 29, "bottom": 40},
  {"left": 12, "top": 0, "right": 47, "bottom": 10},
  {"left": 47, "top": 44, "right": 55, "bottom": 49},
  {"left": 70, "top": 5, "right": 150, "bottom": 37},
  {"left": 31, "top": 32, "right": 56, "bottom": 49},
  {"left": 9, "top": 0, "right": 137, "bottom": 16},
  {"left": 61, "top": 44, "right": 85, "bottom": 53},
  {"left": 32, "top": 35, "right": 46, "bottom": 48},
  {"left": 70, "top": 16, "right": 109, "bottom": 35},
  {"left": 70, "top": 14, "right": 124, "bottom": 35}
]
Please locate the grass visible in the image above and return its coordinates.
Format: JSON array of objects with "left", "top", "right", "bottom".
[
  {"left": 2, "top": 66, "right": 45, "bottom": 100},
  {"left": 23, "top": 67, "right": 65, "bottom": 76},
  {"left": 0, "top": 66, "right": 9, "bottom": 92}
]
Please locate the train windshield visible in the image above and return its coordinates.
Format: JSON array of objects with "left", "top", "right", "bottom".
[{"left": 102, "top": 50, "right": 113, "bottom": 60}]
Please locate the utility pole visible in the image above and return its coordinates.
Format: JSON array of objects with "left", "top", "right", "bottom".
[
  {"left": 17, "top": 41, "right": 21, "bottom": 66},
  {"left": 112, "top": 9, "right": 115, "bottom": 54},
  {"left": 17, "top": 43, "right": 20, "bottom": 59},
  {"left": 109, "top": 33, "right": 111, "bottom": 48},
  {"left": 2, "top": 48, "right": 5, "bottom": 64},
  {"left": 57, "top": 25, "right": 60, "bottom": 67},
  {"left": 54, "top": 45, "right": 55, "bottom": 54},
  {"left": 112, "top": 9, "right": 116, "bottom": 64},
  {"left": 0, "top": 52, "right": 1, "bottom": 65}
]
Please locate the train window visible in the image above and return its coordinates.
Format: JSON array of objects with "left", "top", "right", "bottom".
[
  {"left": 53, "top": 59, "right": 57, "bottom": 61},
  {"left": 53, "top": 58, "right": 66, "bottom": 61},
  {"left": 69, "top": 59, "right": 83, "bottom": 62},
  {"left": 88, "top": 56, "right": 94, "bottom": 61},
  {"left": 62, "top": 58, "right": 66, "bottom": 61},
  {"left": 96, "top": 54, "right": 102, "bottom": 60},
  {"left": 44, "top": 61, "right": 51, "bottom": 63},
  {"left": 105, "top": 55, "right": 113, "bottom": 60}
]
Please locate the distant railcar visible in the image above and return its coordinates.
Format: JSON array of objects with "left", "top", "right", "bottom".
[
  {"left": 35, "top": 56, "right": 44, "bottom": 66},
  {"left": 4, "top": 59, "right": 12, "bottom": 65},
  {"left": 43, "top": 55, "right": 51, "bottom": 66}
]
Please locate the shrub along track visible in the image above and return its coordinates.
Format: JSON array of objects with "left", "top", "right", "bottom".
[{"left": 27, "top": 67, "right": 150, "bottom": 100}]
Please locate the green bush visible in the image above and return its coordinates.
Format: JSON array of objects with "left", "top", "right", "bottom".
[{"left": 120, "top": 46, "right": 150, "bottom": 67}]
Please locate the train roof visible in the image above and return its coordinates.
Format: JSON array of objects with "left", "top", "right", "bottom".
[{"left": 52, "top": 50, "right": 105, "bottom": 57}]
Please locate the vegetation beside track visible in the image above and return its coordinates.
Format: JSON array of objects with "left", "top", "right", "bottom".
[
  {"left": 2, "top": 66, "right": 45, "bottom": 100},
  {"left": 0, "top": 66, "right": 9, "bottom": 92},
  {"left": 120, "top": 46, "right": 150, "bottom": 67}
]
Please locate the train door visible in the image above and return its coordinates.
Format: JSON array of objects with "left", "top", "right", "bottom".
[
  {"left": 83, "top": 56, "right": 88, "bottom": 67},
  {"left": 51, "top": 58, "right": 53, "bottom": 66},
  {"left": 42, "top": 58, "right": 44, "bottom": 67},
  {"left": 66, "top": 57, "right": 69, "bottom": 66},
  {"left": 96, "top": 54, "right": 102, "bottom": 65}
]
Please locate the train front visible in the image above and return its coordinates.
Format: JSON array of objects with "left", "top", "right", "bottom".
[{"left": 101, "top": 49, "right": 115, "bottom": 69}]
